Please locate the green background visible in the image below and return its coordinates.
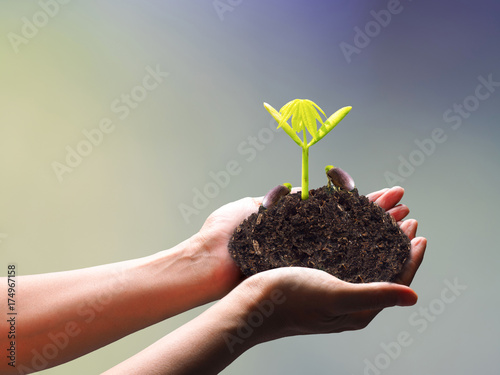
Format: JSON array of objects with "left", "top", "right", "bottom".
[{"left": 1, "top": 1, "right": 499, "bottom": 374}]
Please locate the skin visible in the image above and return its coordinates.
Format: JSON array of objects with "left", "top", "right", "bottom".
[{"left": 0, "top": 186, "right": 426, "bottom": 374}]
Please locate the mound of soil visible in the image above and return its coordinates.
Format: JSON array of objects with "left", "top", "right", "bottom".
[{"left": 228, "top": 186, "right": 410, "bottom": 283}]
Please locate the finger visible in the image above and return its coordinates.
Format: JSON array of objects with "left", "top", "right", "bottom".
[
  {"left": 213, "top": 196, "right": 262, "bottom": 228},
  {"left": 386, "top": 204, "right": 409, "bottom": 222},
  {"left": 395, "top": 237, "right": 427, "bottom": 286},
  {"left": 332, "top": 282, "right": 418, "bottom": 315},
  {"left": 366, "top": 188, "right": 390, "bottom": 202},
  {"left": 373, "top": 186, "right": 405, "bottom": 211},
  {"left": 399, "top": 219, "right": 418, "bottom": 240}
]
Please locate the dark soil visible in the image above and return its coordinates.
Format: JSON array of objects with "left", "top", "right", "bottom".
[{"left": 228, "top": 186, "right": 411, "bottom": 283}]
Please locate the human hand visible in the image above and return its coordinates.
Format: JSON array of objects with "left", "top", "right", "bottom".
[
  {"left": 227, "top": 186, "right": 426, "bottom": 341},
  {"left": 366, "top": 186, "right": 426, "bottom": 287},
  {"left": 233, "top": 267, "right": 417, "bottom": 343},
  {"left": 102, "top": 187, "right": 424, "bottom": 375},
  {"left": 192, "top": 196, "right": 263, "bottom": 297},
  {"left": 194, "top": 185, "right": 425, "bottom": 302}
]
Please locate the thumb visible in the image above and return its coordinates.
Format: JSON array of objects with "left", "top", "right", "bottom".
[{"left": 333, "top": 282, "right": 418, "bottom": 314}]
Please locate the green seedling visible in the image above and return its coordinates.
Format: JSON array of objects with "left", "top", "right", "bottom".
[
  {"left": 262, "top": 183, "right": 292, "bottom": 209},
  {"left": 264, "top": 99, "right": 352, "bottom": 200}
]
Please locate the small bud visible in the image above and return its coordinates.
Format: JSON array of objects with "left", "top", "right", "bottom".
[
  {"left": 326, "top": 166, "right": 356, "bottom": 191},
  {"left": 262, "top": 183, "right": 292, "bottom": 209}
]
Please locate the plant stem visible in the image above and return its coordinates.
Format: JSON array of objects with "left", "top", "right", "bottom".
[{"left": 301, "top": 145, "right": 309, "bottom": 200}]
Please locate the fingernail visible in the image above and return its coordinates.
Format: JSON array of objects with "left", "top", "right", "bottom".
[{"left": 412, "top": 237, "right": 427, "bottom": 247}]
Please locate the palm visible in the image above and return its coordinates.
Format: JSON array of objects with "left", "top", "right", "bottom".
[
  {"left": 197, "top": 186, "right": 425, "bottom": 298},
  {"left": 196, "top": 197, "right": 263, "bottom": 295}
]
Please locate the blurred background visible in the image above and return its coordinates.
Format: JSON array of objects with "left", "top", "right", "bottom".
[{"left": 1, "top": 1, "right": 499, "bottom": 374}]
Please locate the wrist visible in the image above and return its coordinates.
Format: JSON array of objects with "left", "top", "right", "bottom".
[
  {"left": 105, "top": 278, "right": 272, "bottom": 375},
  {"left": 224, "top": 274, "right": 289, "bottom": 347},
  {"left": 128, "top": 237, "right": 222, "bottom": 322},
  {"left": 144, "top": 232, "right": 239, "bottom": 310},
  {"left": 188, "top": 231, "right": 243, "bottom": 298},
  {"left": 211, "top": 280, "right": 270, "bottom": 357}
]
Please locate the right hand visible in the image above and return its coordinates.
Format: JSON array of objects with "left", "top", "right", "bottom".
[{"left": 233, "top": 186, "right": 427, "bottom": 341}]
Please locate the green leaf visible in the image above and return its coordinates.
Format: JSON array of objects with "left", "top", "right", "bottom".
[
  {"left": 281, "top": 122, "right": 305, "bottom": 147},
  {"left": 301, "top": 101, "right": 323, "bottom": 141},
  {"left": 263, "top": 102, "right": 282, "bottom": 124},
  {"left": 291, "top": 101, "right": 304, "bottom": 133},
  {"left": 318, "top": 106, "right": 352, "bottom": 139},
  {"left": 278, "top": 99, "right": 325, "bottom": 138},
  {"left": 305, "top": 99, "right": 326, "bottom": 118},
  {"left": 279, "top": 121, "right": 304, "bottom": 147},
  {"left": 279, "top": 99, "right": 299, "bottom": 128},
  {"left": 264, "top": 101, "right": 303, "bottom": 147}
]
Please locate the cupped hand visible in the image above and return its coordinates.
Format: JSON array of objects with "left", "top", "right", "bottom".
[
  {"left": 366, "top": 186, "right": 426, "bottom": 286},
  {"left": 192, "top": 196, "right": 263, "bottom": 297},
  {"left": 233, "top": 186, "right": 427, "bottom": 340},
  {"left": 238, "top": 267, "right": 418, "bottom": 341},
  {"left": 194, "top": 186, "right": 425, "bottom": 302}
]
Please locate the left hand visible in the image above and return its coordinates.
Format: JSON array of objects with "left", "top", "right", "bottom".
[{"left": 192, "top": 196, "right": 263, "bottom": 298}]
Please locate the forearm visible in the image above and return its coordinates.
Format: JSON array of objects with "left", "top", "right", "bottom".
[
  {"left": 103, "top": 279, "right": 267, "bottom": 375},
  {"left": 1, "top": 236, "right": 225, "bottom": 373}
]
